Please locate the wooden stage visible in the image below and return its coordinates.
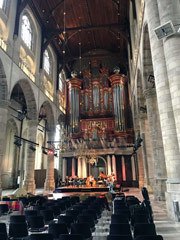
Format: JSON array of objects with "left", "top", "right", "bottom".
[{"left": 54, "top": 185, "right": 109, "bottom": 193}]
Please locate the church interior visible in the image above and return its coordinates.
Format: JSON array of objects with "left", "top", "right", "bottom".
[{"left": 0, "top": 0, "right": 180, "bottom": 239}]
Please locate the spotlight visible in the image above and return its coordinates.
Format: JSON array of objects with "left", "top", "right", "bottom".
[
  {"left": 48, "top": 150, "right": 54, "bottom": 155},
  {"left": 29, "top": 145, "right": 36, "bottom": 152},
  {"left": 14, "top": 139, "right": 22, "bottom": 147}
]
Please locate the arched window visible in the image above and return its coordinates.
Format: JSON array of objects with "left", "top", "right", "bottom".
[
  {"left": 21, "top": 15, "right": 32, "bottom": 49},
  {"left": 43, "top": 50, "right": 50, "bottom": 75},
  {"left": 0, "top": 0, "right": 9, "bottom": 14}
]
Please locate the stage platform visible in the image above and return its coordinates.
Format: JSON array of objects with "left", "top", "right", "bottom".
[{"left": 54, "top": 185, "right": 109, "bottom": 193}]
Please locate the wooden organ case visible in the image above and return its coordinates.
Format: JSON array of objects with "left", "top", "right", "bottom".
[{"left": 66, "top": 60, "right": 134, "bottom": 144}]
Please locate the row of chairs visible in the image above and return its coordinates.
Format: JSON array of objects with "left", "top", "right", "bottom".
[
  {"left": 0, "top": 194, "right": 106, "bottom": 240},
  {"left": 106, "top": 192, "right": 164, "bottom": 240}
]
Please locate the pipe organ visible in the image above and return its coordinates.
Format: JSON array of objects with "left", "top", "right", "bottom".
[{"left": 66, "top": 60, "right": 133, "bottom": 143}]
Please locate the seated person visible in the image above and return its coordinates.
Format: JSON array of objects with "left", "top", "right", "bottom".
[
  {"left": 65, "top": 176, "right": 69, "bottom": 186},
  {"left": 89, "top": 175, "right": 94, "bottom": 187},
  {"left": 74, "top": 176, "right": 80, "bottom": 187},
  {"left": 69, "top": 176, "right": 73, "bottom": 186}
]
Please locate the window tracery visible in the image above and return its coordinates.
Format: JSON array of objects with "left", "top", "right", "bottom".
[{"left": 21, "top": 15, "right": 32, "bottom": 49}]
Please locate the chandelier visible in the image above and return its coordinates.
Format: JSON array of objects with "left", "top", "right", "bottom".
[{"left": 88, "top": 156, "right": 97, "bottom": 165}]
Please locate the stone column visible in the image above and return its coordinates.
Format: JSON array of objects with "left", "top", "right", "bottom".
[
  {"left": 144, "top": 88, "right": 167, "bottom": 200},
  {"left": 82, "top": 157, "right": 87, "bottom": 178},
  {"left": 72, "top": 158, "right": 75, "bottom": 178},
  {"left": 146, "top": 0, "right": 180, "bottom": 218},
  {"left": 107, "top": 155, "right": 112, "bottom": 176},
  {"left": 77, "top": 157, "right": 82, "bottom": 178},
  {"left": 112, "top": 155, "right": 117, "bottom": 180},
  {"left": 62, "top": 158, "right": 67, "bottom": 181},
  {"left": 131, "top": 155, "right": 137, "bottom": 181},
  {"left": 44, "top": 132, "right": 55, "bottom": 192},
  {"left": 0, "top": 101, "right": 8, "bottom": 196},
  {"left": 121, "top": 156, "right": 126, "bottom": 181},
  {"left": 23, "top": 120, "right": 38, "bottom": 194},
  {"left": 139, "top": 114, "right": 151, "bottom": 188}
]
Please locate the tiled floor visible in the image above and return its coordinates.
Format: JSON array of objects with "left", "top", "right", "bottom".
[{"left": 1, "top": 187, "right": 180, "bottom": 240}]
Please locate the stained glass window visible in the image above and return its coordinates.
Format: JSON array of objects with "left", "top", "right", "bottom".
[
  {"left": 44, "top": 50, "right": 50, "bottom": 75},
  {"left": 21, "top": 15, "right": 32, "bottom": 49}
]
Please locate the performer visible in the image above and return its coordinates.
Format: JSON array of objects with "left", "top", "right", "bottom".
[{"left": 89, "top": 175, "right": 94, "bottom": 187}]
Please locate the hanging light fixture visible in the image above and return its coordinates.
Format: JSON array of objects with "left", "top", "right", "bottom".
[
  {"left": 63, "top": 0, "right": 66, "bottom": 55},
  {"left": 79, "top": 42, "right": 82, "bottom": 76}
]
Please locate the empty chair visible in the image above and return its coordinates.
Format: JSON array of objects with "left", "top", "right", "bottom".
[
  {"left": 49, "top": 205, "right": 61, "bottom": 217},
  {"left": 131, "top": 214, "right": 150, "bottom": 225},
  {"left": 107, "top": 235, "right": 133, "bottom": 240},
  {"left": 27, "top": 215, "right": 46, "bottom": 232},
  {"left": 82, "top": 209, "right": 98, "bottom": 221},
  {"left": 9, "top": 223, "right": 28, "bottom": 239},
  {"left": 71, "top": 223, "right": 92, "bottom": 240},
  {"left": 134, "top": 223, "right": 156, "bottom": 238},
  {"left": 135, "top": 235, "right": 163, "bottom": 240},
  {"left": 110, "top": 223, "right": 131, "bottom": 236},
  {"left": 33, "top": 205, "right": 46, "bottom": 213},
  {"left": 40, "top": 209, "right": 54, "bottom": 223},
  {"left": 24, "top": 210, "right": 38, "bottom": 220},
  {"left": 70, "top": 196, "right": 80, "bottom": 205},
  {"left": 2, "top": 197, "right": 10, "bottom": 201},
  {"left": 48, "top": 223, "right": 68, "bottom": 239},
  {"left": 111, "top": 214, "right": 129, "bottom": 224},
  {"left": 66, "top": 210, "right": 80, "bottom": 220},
  {"left": 59, "top": 234, "right": 84, "bottom": 240},
  {"left": 77, "top": 215, "right": 95, "bottom": 230},
  {"left": 0, "top": 223, "right": 7, "bottom": 239},
  {"left": 0, "top": 204, "right": 9, "bottom": 214},
  {"left": 10, "top": 215, "right": 26, "bottom": 224},
  {"left": 0, "top": 232, "right": 7, "bottom": 240},
  {"left": 30, "top": 233, "right": 53, "bottom": 240},
  {"left": 58, "top": 215, "right": 75, "bottom": 228}
]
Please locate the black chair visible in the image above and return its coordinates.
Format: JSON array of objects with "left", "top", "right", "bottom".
[
  {"left": 77, "top": 215, "right": 95, "bottom": 230},
  {"left": 10, "top": 215, "right": 26, "bottom": 224},
  {"left": 0, "top": 223, "right": 7, "bottom": 239},
  {"left": 30, "top": 233, "right": 54, "bottom": 240},
  {"left": 111, "top": 214, "right": 129, "bottom": 224},
  {"left": 48, "top": 223, "right": 69, "bottom": 239},
  {"left": 9, "top": 223, "right": 28, "bottom": 239},
  {"left": 66, "top": 210, "right": 80, "bottom": 220},
  {"left": 0, "top": 232, "right": 7, "bottom": 240},
  {"left": 49, "top": 205, "right": 61, "bottom": 217},
  {"left": 59, "top": 234, "right": 84, "bottom": 240},
  {"left": 58, "top": 215, "right": 75, "bottom": 228},
  {"left": 110, "top": 223, "right": 131, "bottom": 236},
  {"left": 134, "top": 223, "right": 156, "bottom": 238},
  {"left": 0, "top": 204, "right": 9, "bottom": 214},
  {"left": 71, "top": 223, "right": 92, "bottom": 240},
  {"left": 40, "top": 209, "right": 54, "bottom": 223},
  {"left": 2, "top": 197, "right": 10, "bottom": 201},
  {"left": 107, "top": 235, "right": 133, "bottom": 240},
  {"left": 27, "top": 216, "right": 46, "bottom": 232},
  {"left": 135, "top": 236, "right": 163, "bottom": 240},
  {"left": 131, "top": 214, "right": 150, "bottom": 225},
  {"left": 24, "top": 210, "right": 38, "bottom": 220}
]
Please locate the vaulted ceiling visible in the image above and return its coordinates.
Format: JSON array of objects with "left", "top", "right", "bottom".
[{"left": 30, "top": 0, "right": 130, "bottom": 72}]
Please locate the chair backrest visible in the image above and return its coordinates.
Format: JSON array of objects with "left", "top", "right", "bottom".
[
  {"left": 110, "top": 223, "right": 131, "bottom": 236},
  {"left": 24, "top": 210, "right": 38, "bottom": 217},
  {"left": 77, "top": 215, "right": 95, "bottom": 227},
  {"left": 0, "top": 223, "right": 7, "bottom": 238},
  {"left": 40, "top": 209, "right": 54, "bottom": 222},
  {"left": 59, "top": 234, "right": 84, "bottom": 240},
  {"left": 0, "top": 204, "right": 9, "bottom": 214},
  {"left": 71, "top": 223, "right": 92, "bottom": 239},
  {"left": 27, "top": 215, "right": 45, "bottom": 229},
  {"left": 134, "top": 223, "right": 156, "bottom": 238},
  {"left": 48, "top": 223, "right": 68, "bottom": 238},
  {"left": 58, "top": 215, "right": 75, "bottom": 228},
  {"left": 107, "top": 235, "right": 133, "bottom": 240},
  {"left": 0, "top": 232, "right": 7, "bottom": 240},
  {"left": 135, "top": 235, "right": 163, "bottom": 240},
  {"left": 111, "top": 214, "right": 129, "bottom": 224},
  {"left": 9, "top": 223, "right": 28, "bottom": 238},
  {"left": 30, "top": 233, "right": 54, "bottom": 240},
  {"left": 10, "top": 215, "right": 26, "bottom": 223}
]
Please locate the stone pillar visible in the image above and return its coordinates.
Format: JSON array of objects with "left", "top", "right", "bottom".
[
  {"left": 62, "top": 158, "right": 67, "bottom": 182},
  {"left": 121, "top": 156, "right": 126, "bottom": 181},
  {"left": 72, "top": 158, "right": 75, "bottom": 178},
  {"left": 82, "top": 157, "right": 87, "bottom": 178},
  {"left": 107, "top": 155, "right": 112, "bottom": 176},
  {"left": 77, "top": 157, "right": 82, "bottom": 178},
  {"left": 139, "top": 114, "right": 151, "bottom": 188},
  {"left": 44, "top": 132, "right": 55, "bottom": 192},
  {"left": 146, "top": 0, "right": 180, "bottom": 218},
  {"left": 23, "top": 120, "right": 38, "bottom": 194},
  {"left": 144, "top": 88, "right": 167, "bottom": 200},
  {"left": 0, "top": 101, "right": 8, "bottom": 196},
  {"left": 112, "top": 155, "right": 117, "bottom": 180},
  {"left": 131, "top": 155, "right": 136, "bottom": 181}
]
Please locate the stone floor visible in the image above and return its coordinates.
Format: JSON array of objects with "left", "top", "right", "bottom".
[{"left": 1, "top": 187, "right": 180, "bottom": 240}]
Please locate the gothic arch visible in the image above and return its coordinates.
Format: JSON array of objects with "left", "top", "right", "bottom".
[
  {"left": 10, "top": 79, "right": 37, "bottom": 120},
  {"left": 40, "top": 101, "right": 55, "bottom": 131}
]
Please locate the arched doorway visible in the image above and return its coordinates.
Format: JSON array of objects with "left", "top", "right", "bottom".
[{"left": 90, "top": 156, "right": 107, "bottom": 178}]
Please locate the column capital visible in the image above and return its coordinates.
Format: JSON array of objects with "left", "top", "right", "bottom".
[{"left": 144, "top": 88, "right": 156, "bottom": 99}]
